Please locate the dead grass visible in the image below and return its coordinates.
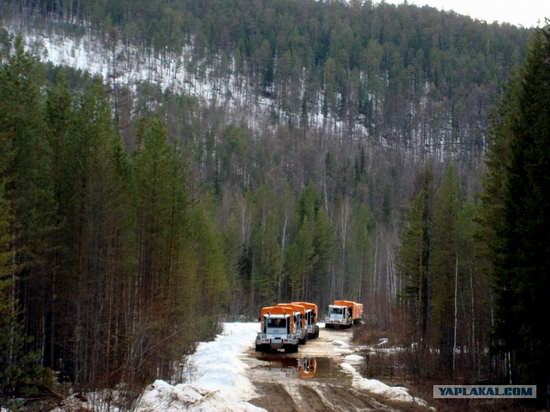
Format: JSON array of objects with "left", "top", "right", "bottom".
[{"left": 358, "top": 350, "right": 542, "bottom": 412}]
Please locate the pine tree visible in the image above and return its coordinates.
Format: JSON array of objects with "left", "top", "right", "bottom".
[
  {"left": 312, "top": 207, "right": 335, "bottom": 306},
  {"left": 251, "top": 211, "right": 282, "bottom": 307},
  {"left": 490, "top": 28, "right": 550, "bottom": 402},
  {"left": 0, "top": 39, "right": 48, "bottom": 399},
  {"left": 398, "top": 166, "right": 433, "bottom": 343},
  {"left": 285, "top": 217, "right": 316, "bottom": 301},
  {"left": 189, "top": 205, "right": 228, "bottom": 336},
  {"left": 430, "top": 164, "right": 461, "bottom": 371}
]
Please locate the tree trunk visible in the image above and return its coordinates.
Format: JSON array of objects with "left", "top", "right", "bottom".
[{"left": 452, "top": 254, "right": 458, "bottom": 373}]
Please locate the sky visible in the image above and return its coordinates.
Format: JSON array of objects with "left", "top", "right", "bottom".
[{"left": 380, "top": 0, "right": 550, "bottom": 28}]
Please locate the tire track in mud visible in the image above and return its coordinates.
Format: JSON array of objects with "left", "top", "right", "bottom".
[{"left": 245, "top": 326, "right": 399, "bottom": 412}]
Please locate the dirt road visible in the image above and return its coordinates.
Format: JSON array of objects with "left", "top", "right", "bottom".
[{"left": 245, "top": 326, "right": 402, "bottom": 412}]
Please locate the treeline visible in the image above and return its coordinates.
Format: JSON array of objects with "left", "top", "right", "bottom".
[
  {"left": 397, "top": 164, "right": 490, "bottom": 377},
  {"left": 4, "top": 0, "right": 530, "bottom": 157},
  {"left": 0, "top": 38, "right": 227, "bottom": 398},
  {"left": 396, "top": 27, "right": 550, "bottom": 405}
]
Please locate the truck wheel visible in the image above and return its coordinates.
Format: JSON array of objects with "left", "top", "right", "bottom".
[
  {"left": 290, "top": 344, "right": 299, "bottom": 353},
  {"left": 325, "top": 324, "right": 332, "bottom": 329},
  {"left": 255, "top": 344, "right": 262, "bottom": 352},
  {"left": 314, "top": 327, "right": 319, "bottom": 338}
]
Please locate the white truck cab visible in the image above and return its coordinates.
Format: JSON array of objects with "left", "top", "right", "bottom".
[
  {"left": 325, "top": 305, "right": 352, "bottom": 327},
  {"left": 277, "top": 303, "right": 308, "bottom": 344},
  {"left": 256, "top": 306, "right": 299, "bottom": 352},
  {"left": 292, "top": 302, "right": 320, "bottom": 338},
  {"left": 325, "top": 300, "right": 364, "bottom": 328}
]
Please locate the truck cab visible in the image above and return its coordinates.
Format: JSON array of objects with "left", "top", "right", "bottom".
[
  {"left": 325, "top": 300, "right": 364, "bottom": 328},
  {"left": 277, "top": 303, "right": 308, "bottom": 344},
  {"left": 256, "top": 306, "right": 299, "bottom": 352},
  {"left": 291, "top": 301, "right": 320, "bottom": 338},
  {"left": 326, "top": 305, "right": 351, "bottom": 327}
]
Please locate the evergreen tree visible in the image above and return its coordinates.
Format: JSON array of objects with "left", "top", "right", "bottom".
[
  {"left": 0, "top": 39, "right": 49, "bottom": 400},
  {"left": 189, "top": 205, "right": 228, "bottom": 336},
  {"left": 398, "top": 167, "right": 433, "bottom": 343},
  {"left": 312, "top": 207, "right": 335, "bottom": 306},
  {"left": 430, "top": 164, "right": 461, "bottom": 371},
  {"left": 489, "top": 28, "right": 550, "bottom": 402}
]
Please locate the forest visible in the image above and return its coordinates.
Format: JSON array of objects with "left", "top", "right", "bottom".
[{"left": 0, "top": 0, "right": 549, "bottom": 409}]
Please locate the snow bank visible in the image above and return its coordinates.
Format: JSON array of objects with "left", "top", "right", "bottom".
[
  {"left": 343, "top": 354, "right": 364, "bottom": 364},
  {"left": 326, "top": 336, "right": 353, "bottom": 355},
  {"left": 135, "top": 379, "right": 262, "bottom": 412},
  {"left": 185, "top": 323, "right": 260, "bottom": 399},
  {"left": 340, "top": 362, "right": 426, "bottom": 406},
  {"left": 135, "top": 322, "right": 265, "bottom": 412}
]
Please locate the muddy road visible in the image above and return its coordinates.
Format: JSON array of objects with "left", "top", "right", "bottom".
[{"left": 245, "top": 326, "right": 404, "bottom": 412}]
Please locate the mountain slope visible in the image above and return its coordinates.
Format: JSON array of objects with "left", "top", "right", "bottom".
[{"left": 2, "top": 0, "right": 530, "bottom": 159}]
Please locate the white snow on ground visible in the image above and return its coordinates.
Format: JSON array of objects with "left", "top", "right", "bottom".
[
  {"left": 135, "top": 322, "right": 265, "bottom": 412},
  {"left": 343, "top": 354, "right": 364, "bottom": 364},
  {"left": 340, "top": 362, "right": 426, "bottom": 406},
  {"left": 323, "top": 336, "right": 353, "bottom": 355},
  {"left": 325, "top": 333, "right": 427, "bottom": 406},
  {"left": 51, "top": 391, "right": 124, "bottom": 412}
]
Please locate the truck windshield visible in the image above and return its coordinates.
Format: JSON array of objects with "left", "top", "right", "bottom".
[
  {"left": 267, "top": 318, "right": 286, "bottom": 328},
  {"left": 330, "top": 307, "right": 343, "bottom": 315}
]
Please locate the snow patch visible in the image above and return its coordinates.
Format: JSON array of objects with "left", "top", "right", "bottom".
[
  {"left": 135, "top": 380, "right": 262, "bottom": 412},
  {"left": 377, "top": 338, "right": 389, "bottom": 346},
  {"left": 4, "top": 22, "right": 373, "bottom": 143},
  {"left": 340, "top": 362, "right": 427, "bottom": 406},
  {"left": 135, "top": 322, "right": 265, "bottom": 412},
  {"left": 343, "top": 354, "right": 364, "bottom": 364},
  {"left": 184, "top": 323, "right": 260, "bottom": 399}
]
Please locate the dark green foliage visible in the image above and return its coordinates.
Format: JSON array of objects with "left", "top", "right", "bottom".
[
  {"left": 398, "top": 166, "right": 433, "bottom": 342},
  {"left": 0, "top": 36, "right": 56, "bottom": 399},
  {"left": 0, "top": 43, "right": 232, "bottom": 397},
  {"left": 285, "top": 186, "right": 335, "bottom": 304},
  {"left": 486, "top": 27, "right": 550, "bottom": 402},
  {"left": 430, "top": 165, "right": 461, "bottom": 369},
  {"left": 397, "top": 164, "right": 492, "bottom": 378}
]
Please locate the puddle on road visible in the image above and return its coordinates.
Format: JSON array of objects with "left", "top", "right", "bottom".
[{"left": 250, "top": 356, "right": 352, "bottom": 387}]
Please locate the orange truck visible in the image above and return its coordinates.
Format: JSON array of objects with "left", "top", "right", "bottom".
[
  {"left": 276, "top": 303, "right": 308, "bottom": 344},
  {"left": 291, "top": 301, "right": 320, "bottom": 339},
  {"left": 325, "top": 300, "right": 364, "bottom": 328},
  {"left": 256, "top": 306, "right": 299, "bottom": 352}
]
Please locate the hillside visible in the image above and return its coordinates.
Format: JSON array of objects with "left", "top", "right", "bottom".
[{"left": 3, "top": 0, "right": 530, "bottom": 158}]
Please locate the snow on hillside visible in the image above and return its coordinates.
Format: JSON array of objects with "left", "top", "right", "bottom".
[
  {"left": 4, "top": 21, "right": 364, "bottom": 140},
  {"left": 134, "top": 322, "right": 265, "bottom": 412}
]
